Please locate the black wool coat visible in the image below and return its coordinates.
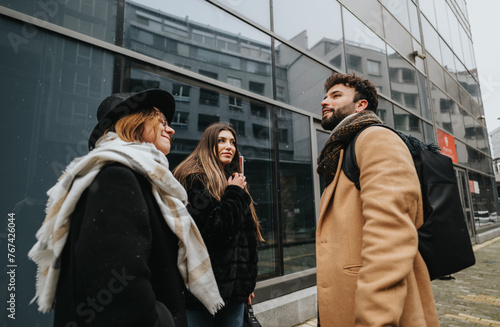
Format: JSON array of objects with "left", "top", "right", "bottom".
[
  {"left": 54, "top": 163, "right": 187, "bottom": 327},
  {"left": 184, "top": 174, "right": 258, "bottom": 311}
]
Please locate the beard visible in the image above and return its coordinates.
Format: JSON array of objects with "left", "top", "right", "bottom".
[{"left": 321, "top": 102, "right": 357, "bottom": 131}]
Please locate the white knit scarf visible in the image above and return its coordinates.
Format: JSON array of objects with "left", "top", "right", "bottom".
[{"left": 28, "top": 132, "right": 224, "bottom": 315}]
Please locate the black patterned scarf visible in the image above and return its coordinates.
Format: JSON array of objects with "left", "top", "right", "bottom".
[{"left": 317, "top": 110, "right": 383, "bottom": 186}]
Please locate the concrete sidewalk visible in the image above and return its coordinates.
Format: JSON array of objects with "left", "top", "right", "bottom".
[{"left": 294, "top": 236, "right": 500, "bottom": 327}]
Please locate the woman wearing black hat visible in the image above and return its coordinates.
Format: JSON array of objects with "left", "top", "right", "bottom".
[{"left": 29, "top": 89, "right": 224, "bottom": 327}]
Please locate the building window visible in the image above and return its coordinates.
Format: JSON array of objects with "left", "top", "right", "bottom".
[
  {"left": 347, "top": 54, "right": 363, "bottom": 72},
  {"left": 367, "top": 59, "right": 381, "bottom": 76},
  {"left": 404, "top": 93, "right": 418, "bottom": 109},
  {"left": 216, "top": 36, "right": 238, "bottom": 52},
  {"left": 408, "top": 114, "right": 421, "bottom": 131},
  {"left": 440, "top": 98, "right": 452, "bottom": 113},
  {"left": 389, "top": 67, "right": 399, "bottom": 81},
  {"left": 153, "top": 34, "right": 165, "bottom": 49},
  {"left": 229, "top": 97, "right": 243, "bottom": 111},
  {"left": 137, "top": 30, "right": 154, "bottom": 46},
  {"left": 251, "top": 103, "right": 268, "bottom": 117},
  {"left": 378, "top": 109, "right": 387, "bottom": 122},
  {"left": 253, "top": 124, "right": 270, "bottom": 140},
  {"left": 171, "top": 112, "right": 189, "bottom": 128},
  {"left": 241, "top": 44, "right": 261, "bottom": 58},
  {"left": 137, "top": 16, "right": 148, "bottom": 26},
  {"left": 276, "top": 86, "right": 286, "bottom": 101},
  {"left": 199, "top": 69, "right": 218, "bottom": 80},
  {"left": 227, "top": 77, "right": 242, "bottom": 88},
  {"left": 172, "top": 84, "right": 191, "bottom": 102},
  {"left": 402, "top": 68, "right": 416, "bottom": 83},
  {"left": 392, "top": 90, "right": 403, "bottom": 103},
  {"left": 230, "top": 119, "right": 246, "bottom": 136},
  {"left": 279, "top": 128, "right": 289, "bottom": 143},
  {"left": 199, "top": 89, "right": 219, "bottom": 106},
  {"left": 246, "top": 61, "right": 269, "bottom": 75},
  {"left": 249, "top": 81, "right": 265, "bottom": 95},
  {"left": 193, "top": 30, "right": 215, "bottom": 48},
  {"left": 198, "top": 114, "right": 219, "bottom": 131},
  {"left": 330, "top": 55, "right": 342, "bottom": 68}
]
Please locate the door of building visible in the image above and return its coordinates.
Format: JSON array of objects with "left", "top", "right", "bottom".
[{"left": 455, "top": 168, "right": 476, "bottom": 243}]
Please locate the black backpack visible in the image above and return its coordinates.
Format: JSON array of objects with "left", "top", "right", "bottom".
[{"left": 342, "top": 124, "right": 475, "bottom": 280}]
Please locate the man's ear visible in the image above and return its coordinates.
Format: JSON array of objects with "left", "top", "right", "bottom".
[{"left": 355, "top": 99, "right": 368, "bottom": 113}]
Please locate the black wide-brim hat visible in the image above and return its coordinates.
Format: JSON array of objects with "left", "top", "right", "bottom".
[{"left": 88, "top": 89, "right": 175, "bottom": 151}]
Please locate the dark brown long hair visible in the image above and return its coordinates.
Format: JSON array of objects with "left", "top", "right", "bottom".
[{"left": 173, "top": 122, "right": 264, "bottom": 241}]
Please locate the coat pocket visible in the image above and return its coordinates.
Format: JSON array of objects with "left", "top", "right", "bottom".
[{"left": 343, "top": 264, "right": 362, "bottom": 275}]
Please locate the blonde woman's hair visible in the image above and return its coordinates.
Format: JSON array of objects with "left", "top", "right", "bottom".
[
  {"left": 173, "top": 122, "right": 264, "bottom": 242},
  {"left": 105, "top": 107, "right": 163, "bottom": 142}
]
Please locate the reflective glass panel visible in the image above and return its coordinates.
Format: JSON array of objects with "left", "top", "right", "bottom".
[
  {"left": 481, "top": 127, "right": 490, "bottom": 153},
  {"left": 419, "top": 0, "right": 437, "bottom": 27},
  {"left": 463, "top": 111, "right": 479, "bottom": 148},
  {"left": 343, "top": 8, "right": 390, "bottom": 98},
  {"left": 456, "top": 61, "right": 478, "bottom": 105},
  {"left": 441, "top": 39, "right": 457, "bottom": 78},
  {"left": 377, "top": 98, "right": 394, "bottom": 127},
  {"left": 422, "top": 17, "right": 441, "bottom": 64},
  {"left": 274, "top": 0, "right": 344, "bottom": 72},
  {"left": 125, "top": 0, "right": 273, "bottom": 97},
  {"left": 434, "top": 0, "right": 450, "bottom": 42},
  {"left": 430, "top": 84, "right": 453, "bottom": 134},
  {"left": 476, "top": 122, "right": 487, "bottom": 153},
  {"left": 3, "top": 0, "right": 116, "bottom": 44},
  {"left": 469, "top": 171, "right": 498, "bottom": 230},
  {"left": 444, "top": 72, "right": 460, "bottom": 102},
  {"left": 393, "top": 106, "right": 424, "bottom": 141},
  {"left": 408, "top": 1, "right": 421, "bottom": 42},
  {"left": 279, "top": 111, "right": 316, "bottom": 274},
  {"left": 387, "top": 46, "right": 422, "bottom": 117},
  {"left": 128, "top": 66, "right": 277, "bottom": 275},
  {"left": 450, "top": 103, "right": 466, "bottom": 140},
  {"left": 427, "top": 55, "right": 445, "bottom": 89},
  {"left": 448, "top": 8, "right": 463, "bottom": 58},
  {"left": 275, "top": 41, "right": 333, "bottom": 113},
  {"left": 214, "top": 0, "right": 270, "bottom": 29},
  {"left": 461, "top": 28, "right": 474, "bottom": 71},
  {"left": 381, "top": 0, "right": 410, "bottom": 31},
  {"left": 417, "top": 71, "right": 432, "bottom": 120},
  {"left": 383, "top": 8, "right": 413, "bottom": 59},
  {"left": 455, "top": 140, "right": 469, "bottom": 167},
  {"left": 1, "top": 17, "right": 114, "bottom": 326},
  {"left": 423, "top": 121, "right": 435, "bottom": 144},
  {"left": 340, "top": 0, "right": 384, "bottom": 37}
]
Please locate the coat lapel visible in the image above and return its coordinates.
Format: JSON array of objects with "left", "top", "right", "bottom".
[{"left": 317, "top": 149, "right": 344, "bottom": 234}]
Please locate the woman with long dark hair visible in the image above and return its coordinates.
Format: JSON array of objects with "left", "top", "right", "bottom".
[{"left": 173, "top": 122, "right": 263, "bottom": 327}]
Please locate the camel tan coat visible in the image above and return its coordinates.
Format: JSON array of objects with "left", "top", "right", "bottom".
[{"left": 316, "top": 126, "right": 440, "bottom": 326}]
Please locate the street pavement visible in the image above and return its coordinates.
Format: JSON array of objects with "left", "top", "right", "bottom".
[{"left": 294, "top": 236, "right": 500, "bottom": 327}]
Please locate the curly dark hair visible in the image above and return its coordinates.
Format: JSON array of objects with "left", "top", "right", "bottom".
[{"left": 324, "top": 72, "right": 378, "bottom": 113}]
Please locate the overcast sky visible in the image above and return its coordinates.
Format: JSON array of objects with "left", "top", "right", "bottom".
[{"left": 467, "top": 1, "right": 500, "bottom": 135}]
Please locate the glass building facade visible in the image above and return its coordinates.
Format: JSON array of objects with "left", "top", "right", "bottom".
[{"left": 1, "top": 0, "right": 499, "bottom": 325}]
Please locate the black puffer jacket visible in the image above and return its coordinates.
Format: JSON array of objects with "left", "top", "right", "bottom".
[{"left": 184, "top": 174, "right": 258, "bottom": 310}]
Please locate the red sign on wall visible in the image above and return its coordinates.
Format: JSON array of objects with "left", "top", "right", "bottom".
[{"left": 436, "top": 128, "right": 458, "bottom": 163}]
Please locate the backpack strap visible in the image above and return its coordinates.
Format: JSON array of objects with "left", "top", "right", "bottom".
[{"left": 342, "top": 124, "right": 396, "bottom": 190}]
